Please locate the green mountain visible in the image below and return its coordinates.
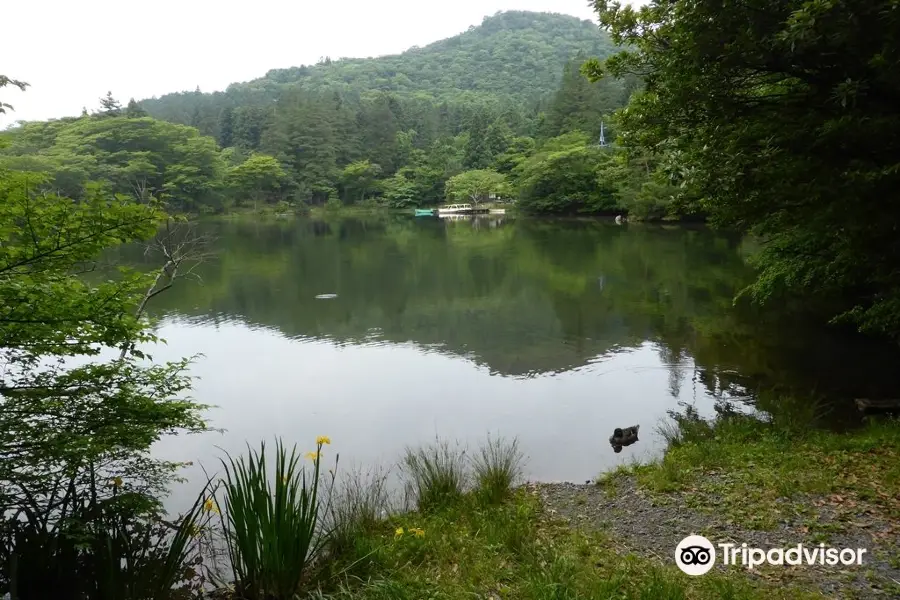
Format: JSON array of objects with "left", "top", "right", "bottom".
[
  {"left": 255, "top": 11, "right": 615, "bottom": 101},
  {"left": 139, "top": 11, "right": 617, "bottom": 126}
]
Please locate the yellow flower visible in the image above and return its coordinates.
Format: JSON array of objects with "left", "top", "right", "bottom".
[
  {"left": 411, "top": 527, "right": 425, "bottom": 538},
  {"left": 188, "top": 524, "right": 203, "bottom": 538},
  {"left": 316, "top": 435, "right": 331, "bottom": 445},
  {"left": 305, "top": 451, "right": 320, "bottom": 461},
  {"left": 203, "top": 498, "right": 220, "bottom": 514},
  {"left": 110, "top": 476, "right": 123, "bottom": 488},
  {"left": 394, "top": 527, "right": 404, "bottom": 539}
]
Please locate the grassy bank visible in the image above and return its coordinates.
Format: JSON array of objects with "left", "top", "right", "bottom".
[
  {"left": 318, "top": 489, "right": 826, "bottom": 600},
  {"left": 601, "top": 408, "right": 900, "bottom": 533},
  {"left": 182, "top": 412, "right": 899, "bottom": 599},
  {"left": 317, "top": 416, "right": 900, "bottom": 600},
  {"left": 576, "top": 408, "right": 900, "bottom": 597},
  {"left": 115, "top": 431, "right": 825, "bottom": 600}
]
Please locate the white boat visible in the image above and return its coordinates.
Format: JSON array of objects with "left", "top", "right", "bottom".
[
  {"left": 489, "top": 208, "right": 506, "bottom": 215},
  {"left": 437, "top": 203, "right": 473, "bottom": 215}
]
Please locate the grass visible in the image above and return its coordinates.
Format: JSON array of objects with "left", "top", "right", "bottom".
[
  {"left": 317, "top": 491, "right": 828, "bottom": 600},
  {"left": 472, "top": 434, "right": 524, "bottom": 505},
  {"left": 401, "top": 438, "right": 469, "bottom": 512},
  {"left": 624, "top": 407, "right": 900, "bottom": 532},
  {"left": 312, "top": 432, "right": 831, "bottom": 600},
  {"left": 326, "top": 465, "right": 391, "bottom": 562}
]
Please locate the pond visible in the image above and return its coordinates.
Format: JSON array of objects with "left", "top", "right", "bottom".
[{"left": 123, "top": 214, "right": 900, "bottom": 510}]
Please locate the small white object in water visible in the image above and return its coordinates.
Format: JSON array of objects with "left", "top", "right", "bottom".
[{"left": 315, "top": 293, "right": 338, "bottom": 299}]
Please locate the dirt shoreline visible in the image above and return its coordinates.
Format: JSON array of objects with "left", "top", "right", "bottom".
[{"left": 531, "top": 477, "right": 900, "bottom": 598}]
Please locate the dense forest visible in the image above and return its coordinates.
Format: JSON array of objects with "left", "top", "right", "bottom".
[
  {"left": 588, "top": 0, "right": 900, "bottom": 340},
  {"left": 0, "top": 12, "right": 668, "bottom": 218}
]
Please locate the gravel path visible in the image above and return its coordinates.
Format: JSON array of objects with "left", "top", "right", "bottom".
[{"left": 531, "top": 477, "right": 900, "bottom": 598}]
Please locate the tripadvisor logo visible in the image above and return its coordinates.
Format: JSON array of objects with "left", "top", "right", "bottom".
[
  {"left": 675, "top": 535, "right": 868, "bottom": 576},
  {"left": 675, "top": 535, "right": 716, "bottom": 576}
]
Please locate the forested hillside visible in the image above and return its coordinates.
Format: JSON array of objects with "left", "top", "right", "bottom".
[{"left": 139, "top": 11, "right": 619, "bottom": 133}]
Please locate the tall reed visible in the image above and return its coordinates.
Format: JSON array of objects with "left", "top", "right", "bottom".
[
  {"left": 327, "top": 465, "right": 391, "bottom": 561},
  {"left": 217, "top": 437, "right": 335, "bottom": 599}
]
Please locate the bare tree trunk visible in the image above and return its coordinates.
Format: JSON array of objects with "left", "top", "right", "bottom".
[{"left": 118, "top": 218, "right": 215, "bottom": 360}]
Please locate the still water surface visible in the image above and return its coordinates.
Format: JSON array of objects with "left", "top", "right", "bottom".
[{"left": 126, "top": 215, "right": 898, "bottom": 508}]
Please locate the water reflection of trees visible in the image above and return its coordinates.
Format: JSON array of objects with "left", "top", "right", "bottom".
[{"left": 120, "top": 215, "right": 900, "bottom": 414}]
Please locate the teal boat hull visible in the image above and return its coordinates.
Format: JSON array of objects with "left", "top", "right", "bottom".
[{"left": 415, "top": 209, "right": 435, "bottom": 216}]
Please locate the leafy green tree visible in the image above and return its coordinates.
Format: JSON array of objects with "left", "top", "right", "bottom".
[
  {"left": 588, "top": 0, "right": 900, "bottom": 338},
  {"left": 0, "top": 168, "right": 208, "bottom": 593},
  {"left": 358, "top": 94, "right": 401, "bottom": 174},
  {"left": 462, "top": 108, "right": 495, "bottom": 169},
  {"left": 227, "top": 153, "right": 288, "bottom": 209},
  {"left": 261, "top": 94, "right": 338, "bottom": 203},
  {"left": 542, "top": 56, "right": 631, "bottom": 139},
  {"left": 445, "top": 169, "right": 509, "bottom": 205},
  {"left": 217, "top": 105, "right": 235, "bottom": 148},
  {"left": 340, "top": 160, "right": 382, "bottom": 203},
  {"left": 162, "top": 134, "right": 226, "bottom": 211},
  {"left": 189, "top": 105, "right": 202, "bottom": 128},
  {"left": 598, "top": 148, "right": 681, "bottom": 221},
  {"left": 394, "top": 129, "right": 421, "bottom": 168},
  {"left": 330, "top": 92, "right": 363, "bottom": 165},
  {"left": 232, "top": 105, "right": 268, "bottom": 150},
  {"left": 513, "top": 133, "right": 617, "bottom": 214},
  {"left": 484, "top": 119, "right": 512, "bottom": 159},
  {"left": 379, "top": 136, "right": 461, "bottom": 208},
  {"left": 381, "top": 172, "right": 419, "bottom": 208},
  {"left": 2, "top": 116, "right": 227, "bottom": 211},
  {"left": 493, "top": 136, "right": 535, "bottom": 173},
  {"left": 125, "top": 98, "right": 148, "bottom": 118}
]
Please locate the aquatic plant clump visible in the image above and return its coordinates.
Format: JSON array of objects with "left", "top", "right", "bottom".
[
  {"left": 402, "top": 438, "right": 469, "bottom": 512},
  {"left": 217, "top": 436, "right": 335, "bottom": 599},
  {"left": 471, "top": 435, "right": 525, "bottom": 504}
]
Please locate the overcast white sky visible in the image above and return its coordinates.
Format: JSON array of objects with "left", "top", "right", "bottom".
[{"left": 1, "top": 0, "right": 633, "bottom": 127}]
